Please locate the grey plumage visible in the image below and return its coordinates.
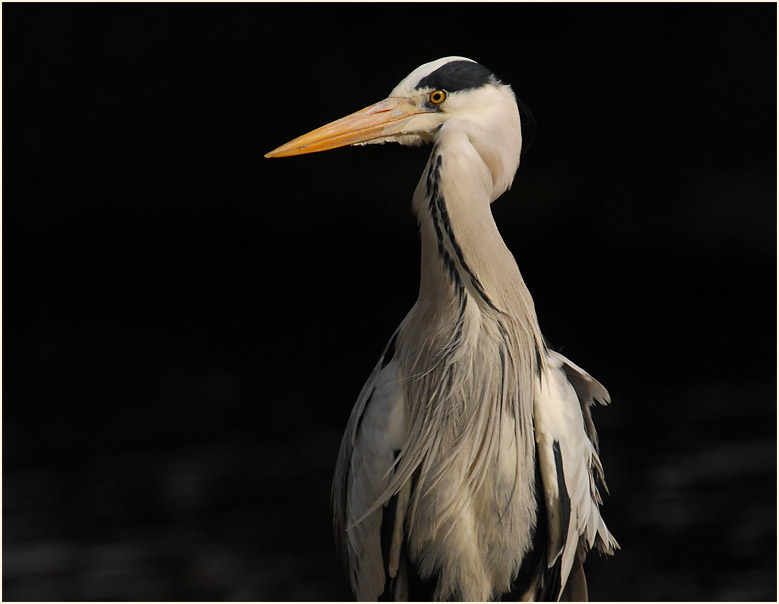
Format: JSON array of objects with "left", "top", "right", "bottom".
[{"left": 267, "top": 56, "right": 617, "bottom": 601}]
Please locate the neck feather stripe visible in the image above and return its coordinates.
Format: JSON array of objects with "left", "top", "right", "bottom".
[{"left": 426, "top": 154, "right": 499, "bottom": 313}]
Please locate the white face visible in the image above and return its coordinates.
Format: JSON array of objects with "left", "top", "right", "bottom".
[{"left": 366, "top": 57, "right": 502, "bottom": 147}]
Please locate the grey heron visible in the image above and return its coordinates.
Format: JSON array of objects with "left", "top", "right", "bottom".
[{"left": 266, "top": 56, "right": 617, "bottom": 601}]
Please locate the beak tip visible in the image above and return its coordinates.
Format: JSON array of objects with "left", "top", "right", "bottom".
[{"left": 265, "top": 145, "right": 311, "bottom": 159}]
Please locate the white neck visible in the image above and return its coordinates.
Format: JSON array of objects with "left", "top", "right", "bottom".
[{"left": 412, "top": 120, "right": 532, "bottom": 318}]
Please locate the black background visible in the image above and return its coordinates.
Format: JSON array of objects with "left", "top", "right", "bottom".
[{"left": 4, "top": 3, "right": 776, "bottom": 601}]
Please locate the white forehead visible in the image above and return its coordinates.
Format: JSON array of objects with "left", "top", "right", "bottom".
[{"left": 389, "top": 56, "right": 476, "bottom": 96}]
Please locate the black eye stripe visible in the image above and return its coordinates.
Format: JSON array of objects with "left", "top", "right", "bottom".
[{"left": 415, "top": 60, "right": 495, "bottom": 92}]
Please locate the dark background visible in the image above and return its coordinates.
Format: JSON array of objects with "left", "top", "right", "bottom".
[{"left": 3, "top": 3, "right": 776, "bottom": 601}]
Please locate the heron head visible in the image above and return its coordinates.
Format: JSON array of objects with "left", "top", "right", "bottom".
[{"left": 265, "top": 57, "right": 525, "bottom": 166}]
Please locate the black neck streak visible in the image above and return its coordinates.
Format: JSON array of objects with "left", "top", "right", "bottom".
[{"left": 426, "top": 153, "right": 499, "bottom": 314}]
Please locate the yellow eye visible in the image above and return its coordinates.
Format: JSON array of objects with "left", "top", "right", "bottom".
[{"left": 429, "top": 90, "right": 447, "bottom": 105}]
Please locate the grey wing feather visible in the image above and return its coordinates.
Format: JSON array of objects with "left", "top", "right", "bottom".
[
  {"left": 533, "top": 351, "right": 618, "bottom": 600},
  {"left": 332, "top": 335, "right": 407, "bottom": 600}
]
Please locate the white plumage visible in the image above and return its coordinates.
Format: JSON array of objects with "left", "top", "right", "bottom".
[{"left": 267, "top": 56, "right": 617, "bottom": 601}]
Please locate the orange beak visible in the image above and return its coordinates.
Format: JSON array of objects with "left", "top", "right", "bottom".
[{"left": 265, "top": 97, "right": 425, "bottom": 158}]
